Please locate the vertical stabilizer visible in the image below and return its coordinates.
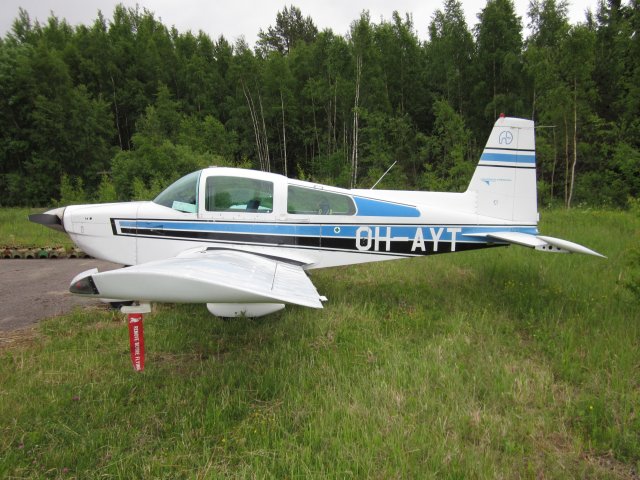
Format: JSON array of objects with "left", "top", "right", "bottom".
[{"left": 467, "top": 117, "right": 537, "bottom": 223}]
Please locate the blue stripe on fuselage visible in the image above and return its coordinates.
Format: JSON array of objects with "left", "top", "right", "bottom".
[
  {"left": 117, "top": 220, "right": 538, "bottom": 242},
  {"left": 120, "top": 220, "right": 308, "bottom": 235}
]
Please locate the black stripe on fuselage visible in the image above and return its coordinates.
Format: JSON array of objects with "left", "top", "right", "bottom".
[{"left": 119, "top": 227, "right": 503, "bottom": 256}]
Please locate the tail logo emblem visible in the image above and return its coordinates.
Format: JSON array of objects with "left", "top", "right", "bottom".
[{"left": 499, "top": 131, "right": 513, "bottom": 145}]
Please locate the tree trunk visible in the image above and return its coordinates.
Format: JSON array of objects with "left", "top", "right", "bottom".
[
  {"left": 333, "top": 80, "right": 338, "bottom": 154},
  {"left": 492, "top": 57, "right": 497, "bottom": 120},
  {"left": 242, "top": 80, "right": 267, "bottom": 172},
  {"left": 568, "top": 79, "right": 578, "bottom": 209},
  {"left": 531, "top": 87, "right": 536, "bottom": 121},
  {"left": 110, "top": 74, "right": 124, "bottom": 150},
  {"left": 563, "top": 114, "right": 569, "bottom": 208},
  {"left": 550, "top": 127, "right": 557, "bottom": 204},
  {"left": 280, "top": 89, "right": 287, "bottom": 177},
  {"left": 351, "top": 56, "right": 362, "bottom": 189},
  {"left": 257, "top": 92, "right": 270, "bottom": 172},
  {"left": 326, "top": 91, "right": 332, "bottom": 157},
  {"left": 311, "top": 94, "right": 320, "bottom": 170}
]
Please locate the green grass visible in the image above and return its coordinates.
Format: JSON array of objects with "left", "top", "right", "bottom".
[
  {"left": 0, "top": 208, "right": 73, "bottom": 248},
  {"left": 1, "top": 210, "right": 639, "bottom": 478}
]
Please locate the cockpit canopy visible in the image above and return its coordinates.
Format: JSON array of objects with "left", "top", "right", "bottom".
[{"left": 153, "top": 168, "right": 356, "bottom": 216}]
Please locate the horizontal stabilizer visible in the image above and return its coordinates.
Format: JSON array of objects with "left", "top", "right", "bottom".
[
  {"left": 486, "top": 232, "right": 546, "bottom": 248},
  {"left": 465, "top": 231, "right": 605, "bottom": 257}
]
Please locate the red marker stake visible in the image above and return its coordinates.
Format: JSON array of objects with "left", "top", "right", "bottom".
[{"left": 128, "top": 313, "right": 145, "bottom": 371}]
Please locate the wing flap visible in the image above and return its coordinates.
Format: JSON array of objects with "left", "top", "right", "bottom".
[{"left": 71, "top": 250, "right": 324, "bottom": 308}]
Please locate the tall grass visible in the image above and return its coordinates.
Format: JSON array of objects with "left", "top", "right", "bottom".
[{"left": 1, "top": 209, "right": 638, "bottom": 478}]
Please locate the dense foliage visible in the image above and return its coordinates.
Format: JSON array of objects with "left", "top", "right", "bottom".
[{"left": 0, "top": 1, "right": 638, "bottom": 207}]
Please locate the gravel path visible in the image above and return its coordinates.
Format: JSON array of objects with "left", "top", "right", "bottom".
[{"left": 0, "top": 259, "right": 121, "bottom": 331}]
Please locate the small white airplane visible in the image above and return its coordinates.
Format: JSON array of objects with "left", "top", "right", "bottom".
[{"left": 31, "top": 116, "right": 604, "bottom": 318}]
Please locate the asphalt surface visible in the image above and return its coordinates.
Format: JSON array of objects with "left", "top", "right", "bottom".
[{"left": 0, "top": 259, "right": 121, "bottom": 331}]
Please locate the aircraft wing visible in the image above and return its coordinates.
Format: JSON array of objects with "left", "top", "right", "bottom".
[
  {"left": 70, "top": 249, "right": 325, "bottom": 308},
  {"left": 464, "top": 231, "right": 605, "bottom": 257}
]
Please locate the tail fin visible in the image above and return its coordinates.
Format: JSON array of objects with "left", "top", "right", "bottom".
[{"left": 467, "top": 116, "right": 537, "bottom": 223}]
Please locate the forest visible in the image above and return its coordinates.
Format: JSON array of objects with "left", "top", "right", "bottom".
[{"left": 0, "top": 0, "right": 638, "bottom": 208}]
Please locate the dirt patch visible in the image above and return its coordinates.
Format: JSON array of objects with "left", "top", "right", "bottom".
[{"left": 0, "top": 259, "right": 121, "bottom": 331}]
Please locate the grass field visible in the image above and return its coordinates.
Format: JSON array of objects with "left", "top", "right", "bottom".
[
  {"left": 1, "top": 209, "right": 639, "bottom": 478},
  {"left": 0, "top": 208, "right": 73, "bottom": 249}
]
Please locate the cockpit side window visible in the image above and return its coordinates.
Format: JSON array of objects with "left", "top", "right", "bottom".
[
  {"left": 153, "top": 170, "right": 201, "bottom": 213},
  {"left": 205, "top": 176, "right": 274, "bottom": 213},
  {"left": 287, "top": 185, "right": 356, "bottom": 215}
]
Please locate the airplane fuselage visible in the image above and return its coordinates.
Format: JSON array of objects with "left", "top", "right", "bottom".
[{"left": 58, "top": 167, "right": 537, "bottom": 270}]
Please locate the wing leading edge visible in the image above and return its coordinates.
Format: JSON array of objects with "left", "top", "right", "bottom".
[{"left": 70, "top": 249, "right": 325, "bottom": 308}]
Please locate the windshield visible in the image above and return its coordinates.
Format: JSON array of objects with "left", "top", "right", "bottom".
[{"left": 153, "top": 170, "right": 201, "bottom": 213}]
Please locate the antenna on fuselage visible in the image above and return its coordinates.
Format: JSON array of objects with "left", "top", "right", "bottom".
[{"left": 370, "top": 161, "right": 397, "bottom": 190}]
